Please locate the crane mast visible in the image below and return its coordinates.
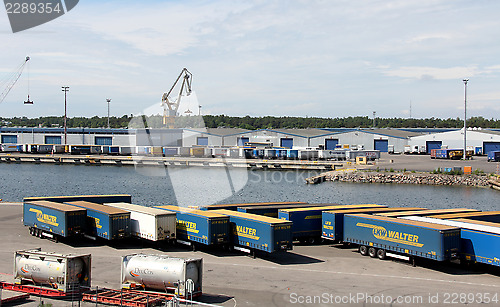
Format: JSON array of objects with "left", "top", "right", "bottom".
[
  {"left": 0, "top": 56, "right": 32, "bottom": 104},
  {"left": 161, "top": 68, "right": 192, "bottom": 128}
]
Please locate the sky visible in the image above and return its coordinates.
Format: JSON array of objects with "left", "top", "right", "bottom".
[{"left": 1, "top": 0, "right": 500, "bottom": 120}]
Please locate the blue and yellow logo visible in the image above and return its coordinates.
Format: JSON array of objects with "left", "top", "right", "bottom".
[
  {"left": 235, "top": 225, "right": 260, "bottom": 240},
  {"left": 177, "top": 220, "right": 199, "bottom": 234},
  {"left": 29, "top": 208, "right": 59, "bottom": 227},
  {"left": 356, "top": 223, "right": 423, "bottom": 247}
]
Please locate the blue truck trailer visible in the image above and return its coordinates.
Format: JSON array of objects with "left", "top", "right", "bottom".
[
  {"left": 278, "top": 204, "right": 387, "bottom": 243},
  {"left": 237, "top": 203, "right": 324, "bottom": 218},
  {"left": 154, "top": 205, "right": 230, "bottom": 247},
  {"left": 23, "top": 201, "right": 87, "bottom": 241},
  {"left": 213, "top": 209, "right": 293, "bottom": 255},
  {"left": 24, "top": 194, "right": 132, "bottom": 204},
  {"left": 201, "top": 202, "right": 307, "bottom": 211},
  {"left": 488, "top": 151, "right": 500, "bottom": 162},
  {"left": 376, "top": 208, "right": 480, "bottom": 218},
  {"left": 322, "top": 207, "right": 427, "bottom": 242},
  {"left": 343, "top": 214, "right": 461, "bottom": 262},
  {"left": 430, "top": 211, "right": 500, "bottom": 223},
  {"left": 66, "top": 201, "right": 131, "bottom": 240},
  {"left": 402, "top": 216, "right": 500, "bottom": 267}
]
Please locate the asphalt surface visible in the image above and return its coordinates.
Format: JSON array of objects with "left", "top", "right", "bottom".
[
  {"left": 1, "top": 203, "right": 500, "bottom": 307},
  {"left": 362, "top": 153, "right": 500, "bottom": 174}
]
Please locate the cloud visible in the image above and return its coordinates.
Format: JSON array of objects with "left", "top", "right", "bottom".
[{"left": 382, "top": 66, "right": 480, "bottom": 80}]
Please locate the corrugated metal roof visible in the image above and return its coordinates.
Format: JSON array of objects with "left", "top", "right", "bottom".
[{"left": 104, "top": 202, "right": 175, "bottom": 216}]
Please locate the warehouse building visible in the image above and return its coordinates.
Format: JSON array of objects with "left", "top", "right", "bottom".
[{"left": 408, "top": 129, "right": 500, "bottom": 154}]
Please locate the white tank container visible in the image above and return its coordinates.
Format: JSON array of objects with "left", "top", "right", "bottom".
[
  {"left": 14, "top": 248, "right": 91, "bottom": 292},
  {"left": 121, "top": 254, "right": 202, "bottom": 296}
]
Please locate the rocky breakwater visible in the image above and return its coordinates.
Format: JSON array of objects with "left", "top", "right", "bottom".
[{"left": 327, "top": 171, "right": 490, "bottom": 187}]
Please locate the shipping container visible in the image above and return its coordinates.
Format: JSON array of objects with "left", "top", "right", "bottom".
[
  {"left": 179, "top": 147, "right": 191, "bottom": 157},
  {"left": 275, "top": 149, "right": 288, "bottom": 159},
  {"left": 278, "top": 204, "right": 387, "bottom": 242},
  {"left": 430, "top": 211, "right": 500, "bottom": 223},
  {"left": 344, "top": 214, "right": 460, "bottom": 261},
  {"left": 136, "top": 146, "right": 150, "bottom": 155},
  {"left": 264, "top": 149, "right": 277, "bottom": 159},
  {"left": 321, "top": 207, "right": 427, "bottom": 242},
  {"left": 163, "top": 147, "right": 179, "bottom": 157},
  {"left": 23, "top": 201, "right": 87, "bottom": 239},
  {"left": 121, "top": 254, "right": 202, "bottom": 297},
  {"left": 101, "top": 146, "right": 120, "bottom": 155},
  {"left": 318, "top": 150, "right": 346, "bottom": 160},
  {"left": 212, "top": 209, "right": 293, "bottom": 253},
  {"left": 286, "top": 149, "right": 299, "bottom": 159},
  {"left": 154, "top": 205, "right": 230, "bottom": 246},
  {"left": 104, "top": 202, "right": 176, "bottom": 241},
  {"left": 24, "top": 194, "right": 132, "bottom": 204},
  {"left": 14, "top": 248, "right": 91, "bottom": 293},
  {"left": 238, "top": 203, "right": 326, "bottom": 218},
  {"left": 119, "top": 146, "right": 136, "bottom": 155},
  {"left": 66, "top": 201, "right": 131, "bottom": 240},
  {"left": 402, "top": 216, "right": 500, "bottom": 267},
  {"left": 191, "top": 147, "right": 206, "bottom": 157},
  {"left": 201, "top": 201, "right": 308, "bottom": 211},
  {"left": 488, "top": 151, "right": 500, "bottom": 162},
  {"left": 376, "top": 208, "right": 480, "bottom": 218},
  {"left": 151, "top": 146, "right": 163, "bottom": 156},
  {"left": 1, "top": 144, "right": 23, "bottom": 152},
  {"left": 299, "top": 150, "right": 319, "bottom": 160}
]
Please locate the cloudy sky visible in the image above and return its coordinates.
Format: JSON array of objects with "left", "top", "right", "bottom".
[{"left": 1, "top": 0, "right": 500, "bottom": 120}]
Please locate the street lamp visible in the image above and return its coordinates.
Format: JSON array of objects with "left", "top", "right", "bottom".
[
  {"left": 372, "top": 111, "right": 376, "bottom": 128},
  {"left": 106, "top": 98, "right": 111, "bottom": 128},
  {"left": 463, "top": 79, "right": 469, "bottom": 160},
  {"left": 198, "top": 105, "right": 202, "bottom": 116},
  {"left": 61, "top": 86, "right": 69, "bottom": 144}
]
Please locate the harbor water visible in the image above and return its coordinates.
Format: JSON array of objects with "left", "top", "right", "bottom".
[{"left": 0, "top": 163, "right": 498, "bottom": 210}]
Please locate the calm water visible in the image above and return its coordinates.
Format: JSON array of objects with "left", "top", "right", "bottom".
[{"left": 0, "top": 163, "right": 498, "bottom": 210}]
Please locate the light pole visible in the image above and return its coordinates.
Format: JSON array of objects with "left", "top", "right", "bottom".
[
  {"left": 463, "top": 79, "right": 469, "bottom": 160},
  {"left": 372, "top": 111, "right": 376, "bottom": 128},
  {"left": 198, "top": 105, "right": 202, "bottom": 116},
  {"left": 106, "top": 99, "right": 111, "bottom": 128},
  {"left": 62, "top": 86, "right": 69, "bottom": 144}
]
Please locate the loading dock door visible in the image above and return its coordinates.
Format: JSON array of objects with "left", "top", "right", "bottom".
[
  {"left": 280, "top": 138, "right": 293, "bottom": 149},
  {"left": 325, "top": 139, "right": 339, "bottom": 150},
  {"left": 374, "top": 140, "right": 388, "bottom": 152},
  {"left": 1, "top": 135, "right": 18, "bottom": 143},
  {"left": 238, "top": 137, "right": 250, "bottom": 146},
  {"left": 426, "top": 141, "right": 442, "bottom": 154},
  {"left": 95, "top": 136, "right": 112, "bottom": 146},
  {"left": 484, "top": 142, "right": 500, "bottom": 154},
  {"left": 197, "top": 137, "right": 208, "bottom": 146},
  {"left": 45, "top": 136, "right": 62, "bottom": 145}
]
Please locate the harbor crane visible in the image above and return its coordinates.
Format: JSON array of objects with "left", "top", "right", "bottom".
[
  {"left": 0, "top": 56, "right": 33, "bottom": 105},
  {"left": 161, "top": 68, "right": 192, "bottom": 128}
]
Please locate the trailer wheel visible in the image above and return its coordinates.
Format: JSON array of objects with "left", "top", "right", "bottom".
[
  {"left": 307, "top": 237, "right": 316, "bottom": 244},
  {"left": 36, "top": 229, "right": 42, "bottom": 238},
  {"left": 29, "top": 228, "right": 34, "bottom": 236},
  {"left": 377, "top": 249, "right": 386, "bottom": 260},
  {"left": 368, "top": 247, "right": 377, "bottom": 258},
  {"left": 359, "top": 245, "right": 368, "bottom": 256}
]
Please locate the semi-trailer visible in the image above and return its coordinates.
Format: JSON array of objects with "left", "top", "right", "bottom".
[
  {"left": 430, "top": 211, "right": 500, "bottom": 223},
  {"left": 23, "top": 201, "right": 87, "bottom": 241},
  {"left": 154, "top": 205, "right": 230, "bottom": 247},
  {"left": 212, "top": 209, "right": 293, "bottom": 254},
  {"left": 402, "top": 216, "right": 500, "bottom": 267},
  {"left": 66, "top": 201, "right": 131, "bottom": 240},
  {"left": 278, "top": 204, "right": 387, "bottom": 243},
  {"left": 13, "top": 248, "right": 91, "bottom": 293},
  {"left": 103, "top": 202, "right": 176, "bottom": 241},
  {"left": 376, "top": 208, "right": 480, "bottom": 218},
  {"left": 343, "top": 214, "right": 460, "bottom": 262},
  {"left": 430, "top": 148, "right": 464, "bottom": 160},
  {"left": 321, "top": 207, "right": 427, "bottom": 242},
  {"left": 237, "top": 203, "right": 326, "bottom": 218},
  {"left": 24, "top": 194, "right": 132, "bottom": 204},
  {"left": 121, "top": 254, "right": 202, "bottom": 297},
  {"left": 200, "top": 201, "right": 308, "bottom": 211}
]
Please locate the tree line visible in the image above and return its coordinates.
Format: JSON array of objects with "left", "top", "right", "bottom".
[{"left": 1, "top": 115, "right": 500, "bottom": 129}]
